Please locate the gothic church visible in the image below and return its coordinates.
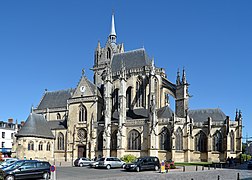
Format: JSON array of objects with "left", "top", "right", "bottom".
[{"left": 13, "top": 14, "right": 242, "bottom": 164}]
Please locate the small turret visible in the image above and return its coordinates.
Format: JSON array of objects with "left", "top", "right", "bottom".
[
  {"left": 176, "top": 69, "right": 181, "bottom": 85},
  {"left": 182, "top": 67, "right": 187, "bottom": 84}
]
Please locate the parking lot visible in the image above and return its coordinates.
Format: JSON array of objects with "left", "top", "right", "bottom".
[{"left": 54, "top": 165, "right": 252, "bottom": 180}]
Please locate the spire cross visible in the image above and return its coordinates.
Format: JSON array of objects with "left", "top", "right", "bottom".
[{"left": 82, "top": 69, "right": 85, "bottom": 76}]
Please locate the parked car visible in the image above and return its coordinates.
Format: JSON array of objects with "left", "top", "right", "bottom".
[
  {"left": 74, "top": 157, "right": 93, "bottom": 167},
  {"left": 247, "top": 160, "right": 252, "bottom": 169},
  {"left": 98, "top": 157, "right": 125, "bottom": 169},
  {"left": 1, "top": 160, "right": 38, "bottom": 171},
  {"left": 124, "top": 156, "right": 160, "bottom": 172},
  {"left": 89, "top": 158, "right": 101, "bottom": 168},
  {"left": 0, "top": 160, "right": 51, "bottom": 180}
]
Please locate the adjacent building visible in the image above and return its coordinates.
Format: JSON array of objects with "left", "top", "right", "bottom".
[{"left": 13, "top": 14, "right": 242, "bottom": 164}]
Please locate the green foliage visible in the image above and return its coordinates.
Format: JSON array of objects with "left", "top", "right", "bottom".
[
  {"left": 241, "top": 154, "right": 251, "bottom": 161},
  {"left": 121, "top": 154, "right": 137, "bottom": 163}
]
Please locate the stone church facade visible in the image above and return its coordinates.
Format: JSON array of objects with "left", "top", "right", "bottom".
[{"left": 13, "top": 14, "right": 242, "bottom": 164}]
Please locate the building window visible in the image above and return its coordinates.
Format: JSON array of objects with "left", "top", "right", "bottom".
[
  {"left": 28, "top": 141, "right": 34, "bottom": 151},
  {"left": 195, "top": 131, "right": 207, "bottom": 152},
  {"left": 213, "top": 131, "right": 222, "bottom": 152},
  {"left": 136, "top": 79, "right": 144, "bottom": 107},
  {"left": 38, "top": 142, "right": 43, "bottom": 151},
  {"left": 112, "top": 89, "right": 119, "bottom": 111},
  {"left": 79, "top": 105, "right": 87, "bottom": 122},
  {"left": 2, "top": 132, "right": 5, "bottom": 139},
  {"left": 175, "top": 127, "right": 183, "bottom": 150},
  {"left": 46, "top": 142, "right": 50, "bottom": 151},
  {"left": 1, "top": 142, "right": 5, "bottom": 148},
  {"left": 111, "top": 130, "right": 117, "bottom": 150},
  {"left": 128, "top": 129, "right": 141, "bottom": 150},
  {"left": 230, "top": 130, "right": 235, "bottom": 152},
  {"left": 154, "top": 79, "right": 158, "bottom": 106},
  {"left": 57, "top": 132, "right": 64, "bottom": 150},
  {"left": 77, "top": 128, "right": 87, "bottom": 143},
  {"left": 98, "top": 131, "right": 103, "bottom": 151},
  {"left": 11, "top": 133, "right": 14, "bottom": 139},
  {"left": 107, "top": 48, "right": 111, "bottom": 59},
  {"left": 160, "top": 127, "right": 171, "bottom": 151},
  {"left": 126, "top": 87, "right": 132, "bottom": 109},
  {"left": 57, "top": 113, "right": 61, "bottom": 120}
]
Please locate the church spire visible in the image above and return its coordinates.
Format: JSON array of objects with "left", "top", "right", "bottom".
[
  {"left": 109, "top": 12, "right": 117, "bottom": 44},
  {"left": 182, "top": 67, "right": 187, "bottom": 84}
]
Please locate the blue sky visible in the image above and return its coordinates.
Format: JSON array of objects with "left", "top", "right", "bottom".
[{"left": 0, "top": 1, "right": 251, "bottom": 140}]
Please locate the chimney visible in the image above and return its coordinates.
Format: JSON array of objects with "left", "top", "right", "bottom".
[{"left": 8, "top": 118, "right": 13, "bottom": 124}]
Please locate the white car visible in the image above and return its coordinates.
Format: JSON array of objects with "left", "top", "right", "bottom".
[
  {"left": 74, "top": 157, "right": 94, "bottom": 167},
  {"left": 98, "top": 157, "right": 125, "bottom": 169}
]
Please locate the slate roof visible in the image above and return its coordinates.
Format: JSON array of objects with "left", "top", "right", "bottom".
[
  {"left": 48, "top": 120, "right": 67, "bottom": 130},
  {"left": 16, "top": 113, "right": 54, "bottom": 139},
  {"left": 37, "top": 89, "right": 75, "bottom": 110},
  {"left": 126, "top": 108, "right": 149, "bottom": 120},
  {"left": 188, "top": 108, "right": 226, "bottom": 122},
  {"left": 157, "top": 106, "right": 174, "bottom": 119},
  {"left": 111, "top": 48, "right": 152, "bottom": 72}
]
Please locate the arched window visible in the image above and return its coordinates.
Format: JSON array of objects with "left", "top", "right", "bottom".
[
  {"left": 160, "top": 127, "right": 171, "bottom": 151},
  {"left": 57, "top": 132, "right": 64, "bottom": 150},
  {"left": 112, "top": 89, "right": 119, "bottom": 111},
  {"left": 77, "top": 128, "right": 87, "bottom": 143},
  {"left": 126, "top": 87, "right": 132, "bottom": 109},
  {"left": 57, "top": 113, "right": 61, "bottom": 120},
  {"left": 107, "top": 48, "right": 111, "bottom": 59},
  {"left": 128, "top": 129, "right": 141, "bottom": 150},
  {"left": 46, "top": 142, "right": 50, "bottom": 151},
  {"left": 79, "top": 105, "right": 87, "bottom": 122},
  {"left": 136, "top": 79, "right": 144, "bottom": 107},
  {"left": 98, "top": 131, "right": 103, "bottom": 151},
  {"left": 195, "top": 131, "right": 207, "bottom": 152},
  {"left": 111, "top": 130, "right": 118, "bottom": 150},
  {"left": 175, "top": 127, "right": 183, "bottom": 150},
  {"left": 213, "top": 131, "right": 222, "bottom": 152},
  {"left": 230, "top": 130, "right": 235, "bottom": 152},
  {"left": 154, "top": 79, "right": 158, "bottom": 107},
  {"left": 28, "top": 141, "right": 34, "bottom": 151},
  {"left": 38, "top": 142, "right": 43, "bottom": 151}
]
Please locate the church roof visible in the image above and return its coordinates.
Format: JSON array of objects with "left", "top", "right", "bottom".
[
  {"left": 16, "top": 113, "right": 54, "bottom": 139},
  {"left": 157, "top": 106, "right": 174, "bottom": 119},
  {"left": 48, "top": 120, "right": 67, "bottom": 130},
  {"left": 111, "top": 48, "right": 152, "bottom": 72},
  {"left": 37, "top": 89, "right": 75, "bottom": 110},
  {"left": 188, "top": 108, "right": 226, "bottom": 122}
]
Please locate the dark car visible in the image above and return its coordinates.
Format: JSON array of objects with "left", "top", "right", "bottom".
[
  {"left": 248, "top": 160, "right": 252, "bottom": 169},
  {"left": 124, "top": 156, "right": 160, "bottom": 172},
  {"left": 0, "top": 160, "right": 51, "bottom": 180}
]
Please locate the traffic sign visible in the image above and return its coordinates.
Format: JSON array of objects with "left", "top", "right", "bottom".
[{"left": 50, "top": 165, "right": 56, "bottom": 172}]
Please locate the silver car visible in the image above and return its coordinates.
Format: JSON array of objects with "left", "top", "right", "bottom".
[{"left": 98, "top": 157, "right": 125, "bottom": 169}]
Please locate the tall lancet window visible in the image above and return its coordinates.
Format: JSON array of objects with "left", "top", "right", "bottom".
[
  {"left": 154, "top": 79, "right": 158, "bottom": 107},
  {"left": 230, "top": 130, "right": 235, "bottom": 152},
  {"left": 126, "top": 87, "right": 132, "bottom": 109},
  {"left": 213, "top": 131, "right": 222, "bottom": 152},
  {"left": 111, "top": 130, "right": 118, "bottom": 150},
  {"left": 79, "top": 104, "right": 87, "bottom": 122},
  {"left": 57, "top": 113, "right": 61, "bottom": 120},
  {"left": 175, "top": 127, "right": 183, "bottom": 150},
  {"left": 107, "top": 48, "right": 111, "bottom": 59},
  {"left": 98, "top": 131, "right": 103, "bottom": 151},
  {"left": 57, "top": 132, "right": 64, "bottom": 150},
  {"left": 195, "top": 131, "right": 207, "bottom": 152},
  {"left": 112, "top": 88, "right": 119, "bottom": 111},
  {"left": 160, "top": 127, "right": 171, "bottom": 151},
  {"left": 136, "top": 79, "right": 144, "bottom": 107},
  {"left": 128, "top": 129, "right": 141, "bottom": 150}
]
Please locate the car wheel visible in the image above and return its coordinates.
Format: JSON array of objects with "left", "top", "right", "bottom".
[
  {"left": 122, "top": 163, "right": 125, "bottom": 168},
  {"left": 106, "top": 164, "right": 111, "bottom": 170},
  {"left": 136, "top": 166, "right": 140, "bottom": 172},
  {"left": 43, "top": 172, "right": 49, "bottom": 180},
  {"left": 154, "top": 165, "right": 159, "bottom": 171},
  {"left": 79, "top": 163, "right": 84, "bottom": 167},
  {"left": 5, "top": 175, "right": 14, "bottom": 180}
]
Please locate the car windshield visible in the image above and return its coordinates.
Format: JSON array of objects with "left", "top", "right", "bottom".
[
  {"left": 133, "top": 158, "right": 143, "bottom": 163},
  {"left": 3, "top": 161, "right": 25, "bottom": 170},
  {"left": 99, "top": 158, "right": 105, "bottom": 161}
]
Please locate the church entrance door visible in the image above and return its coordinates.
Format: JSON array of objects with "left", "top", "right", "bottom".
[{"left": 78, "top": 145, "right": 86, "bottom": 158}]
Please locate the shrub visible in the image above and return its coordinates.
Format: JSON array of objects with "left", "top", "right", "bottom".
[{"left": 121, "top": 154, "right": 137, "bottom": 163}]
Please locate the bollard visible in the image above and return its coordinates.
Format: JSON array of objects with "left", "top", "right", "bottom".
[
  {"left": 217, "top": 175, "right": 220, "bottom": 180},
  {"left": 208, "top": 165, "right": 210, "bottom": 170},
  {"left": 202, "top": 166, "right": 204, "bottom": 171},
  {"left": 196, "top": 165, "right": 198, "bottom": 171},
  {"left": 183, "top": 166, "right": 185, "bottom": 172},
  {"left": 237, "top": 172, "right": 240, "bottom": 180}
]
